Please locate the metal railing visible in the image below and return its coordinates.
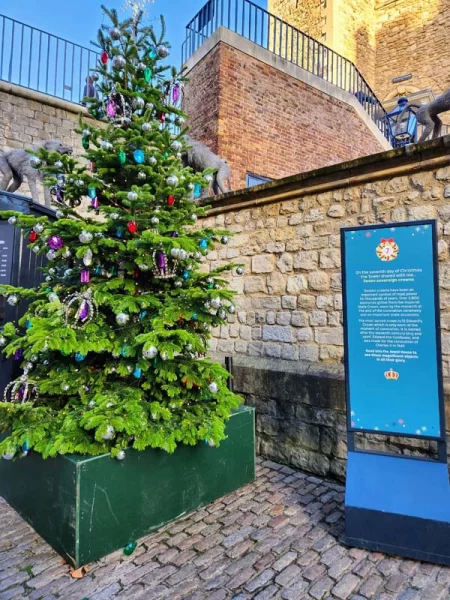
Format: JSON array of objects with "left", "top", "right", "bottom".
[
  {"left": 0, "top": 14, "right": 100, "bottom": 103},
  {"left": 182, "top": 0, "right": 389, "bottom": 139}
]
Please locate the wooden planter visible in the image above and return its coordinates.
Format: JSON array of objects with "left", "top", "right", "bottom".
[{"left": 0, "top": 405, "right": 255, "bottom": 567}]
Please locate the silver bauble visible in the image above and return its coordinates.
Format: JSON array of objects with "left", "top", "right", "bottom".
[
  {"left": 171, "top": 141, "right": 182, "bottom": 152},
  {"left": 76, "top": 179, "right": 84, "bottom": 187},
  {"left": 116, "top": 312, "right": 129, "bottom": 325},
  {"left": 160, "top": 351, "right": 168, "bottom": 361},
  {"left": 146, "top": 102, "right": 154, "bottom": 111},
  {"left": 236, "top": 267, "right": 244, "bottom": 275},
  {"left": 0, "top": 336, "right": 6, "bottom": 346},
  {"left": 143, "top": 345, "right": 158, "bottom": 359},
  {"left": 83, "top": 128, "right": 91, "bottom": 137},
  {"left": 48, "top": 268, "right": 56, "bottom": 275},
  {"left": 113, "top": 55, "right": 126, "bottom": 68},
  {"left": 45, "top": 275, "right": 53, "bottom": 282},
  {"left": 62, "top": 248, "right": 71, "bottom": 258},
  {"left": 176, "top": 116, "right": 186, "bottom": 127},
  {"left": 117, "top": 450, "right": 126, "bottom": 460},
  {"left": 56, "top": 210, "right": 64, "bottom": 219},
  {"left": 29, "top": 156, "right": 41, "bottom": 168},
  {"left": 150, "top": 216, "right": 159, "bottom": 225},
  {"left": 209, "top": 381, "right": 219, "bottom": 394},
  {"left": 211, "top": 297, "right": 222, "bottom": 309},
  {"left": 166, "top": 175, "right": 179, "bottom": 187},
  {"left": 142, "top": 122, "right": 151, "bottom": 132},
  {"left": 2, "top": 451, "right": 15, "bottom": 461},
  {"left": 138, "top": 61, "right": 146, "bottom": 70},
  {"left": 171, "top": 248, "right": 180, "bottom": 258},
  {"left": 138, "top": 171, "right": 146, "bottom": 180},
  {"left": 204, "top": 301, "right": 211, "bottom": 309},
  {"left": 133, "top": 97, "right": 145, "bottom": 109},
  {"left": 109, "top": 27, "right": 121, "bottom": 40},
  {"left": 102, "top": 425, "right": 115, "bottom": 440},
  {"left": 62, "top": 385, "right": 70, "bottom": 392},
  {"left": 33, "top": 223, "right": 44, "bottom": 234},
  {"left": 178, "top": 249, "right": 188, "bottom": 260},
  {"left": 48, "top": 293, "right": 59, "bottom": 303},
  {"left": 32, "top": 245, "right": 40, "bottom": 254},
  {"left": 149, "top": 156, "right": 157, "bottom": 165},
  {"left": 79, "top": 231, "right": 93, "bottom": 243},
  {"left": 128, "top": 191, "right": 138, "bottom": 201},
  {"left": 228, "top": 304, "right": 236, "bottom": 314},
  {"left": 157, "top": 45, "right": 169, "bottom": 58},
  {"left": 194, "top": 251, "right": 202, "bottom": 260},
  {"left": 64, "top": 269, "right": 73, "bottom": 278},
  {"left": 191, "top": 214, "right": 198, "bottom": 222},
  {"left": 174, "top": 279, "right": 182, "bottom": 288},
  {"left": 110, "top": 212, "right": 119, "bottom": 220},
  {"left": 101, "top": 140, "right": 113, "bottom": 150},
  {"left": 221, "top": 236, "right": 229, "bottom": 244},
  {"left": 218, "top": 309, "right": 227, "bottom": 319},
  {"left": 204, "top": 174, "right": 213, "bottom": 183},
  {"left": 206, "top": 277, "right": 213, "bottom": 284},
  {"left": 54, "top": 160, "right": 63, "bottom": 169},
  {"left": 7, "top": 294, "right": 18, "bottom": 306},
  {"left": 8, "top": 216, "right": 17, "bottom": 225},
  {"left": 91, "top": 73, "right": 99, "bottom": 82},
  {"left": 89, "top": 400, "right": 96, "bottom": 408},
  {"left": 138, "top": 263, "right": 150, "bottom": 271}
]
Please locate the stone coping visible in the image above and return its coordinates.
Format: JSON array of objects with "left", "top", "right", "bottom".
[{"left": 204, "top": 134, "right": 450, "bottom": 215}]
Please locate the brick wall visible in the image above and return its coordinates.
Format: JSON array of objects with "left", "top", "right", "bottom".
[
  {"left": 183, "top": 30, "right": 387, "bottom": 192},
  {"left": 0, "top": 82, "right": 95, "bottom": 202},
  {"left": 202, "top": 137, "right": 450, "bottom": 477}
]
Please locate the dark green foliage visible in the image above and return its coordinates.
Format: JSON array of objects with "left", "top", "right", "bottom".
[{"left": 0, "top": 7, "right": 241, "bottom": 460}]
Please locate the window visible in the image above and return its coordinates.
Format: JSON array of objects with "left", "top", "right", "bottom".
[{"left": 246, "top": 173, "right": 272, "bottom": 188}]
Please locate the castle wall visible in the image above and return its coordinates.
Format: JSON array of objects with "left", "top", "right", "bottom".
[{"left": 203, "top": 136, "right": 450, "bottom": 479}]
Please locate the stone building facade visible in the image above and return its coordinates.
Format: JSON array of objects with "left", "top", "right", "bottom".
[
  {"left": 269, "top": 0, "right": 450, "bottom": 103},
  {"left": 183, "top": 28, "right": 388, "bottom": 191},
  {"left": 204, "top": 136, "right": 450, "bottom": 479}
]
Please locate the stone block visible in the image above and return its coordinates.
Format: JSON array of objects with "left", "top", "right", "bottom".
[
  {"left": 288, "top": 213, "right": 303, "bottom": 226},
  {"left": 293, "top": 250, "right": 318, "bottom": 270},
  {"left": 262, "top": 326, "right": 293, "bottom": 343},
  {"left": 436, "top": 167, "right": 450, "bottom": 181},
  {"left": 252, "top": 255, "right": 275, "bottom": 274},
  {"left": 291, "top": 311, "right": 308, "bottom": 327},
  {"left": 240, "top": 325, "right": 252, "bottom": 341},
  {"left": 264, "top": 344, "right": 282, "bottom": 358},
  {"left": 304, "top": 208, "right": 324, "bottom": 222},
  {"left": 319, "top": 249, "right": 340, "bottom": 269},
  {"left": 276, "top": 253, "right": 294, "bottom": 273},
  {"left": 244, "top": 277, "right": 266, "bottom": 294},
  {"left": 297, "top": 328, "right": 313, "bottom": 342},
  {"left": 267, "top": 272, "right": 286, "bottom": 295},
  {"left": 281, "top": 346, "right": 299, "bottom": 361},
  {"left": 281, "top": 296, "right": 297, "bottom": 310},
  {"left": 315, "top": 327, "right": 344, "bottom": 346},
  {"left": 310, "top": 311, "right": 327, "bottom": 326},
  {"left": 316, "top": 295, "right": 334, "bottom": 309},
  {"left": 286, "top": 275, "right": 308, "bottom": 294},
  {"left": 276, "top": 312, "right": 292, "bottom": 326},
  {"left": 266, "top": 311, "right": 276, "bottom": 325},
  {"left": 295, "top": 224, "right": 314, "bottom": 238},
  {"left": 408, "top": 206, "right": 437, "bottom": 221},
  {"left": 327, "top": 204, "right": 345, "bottom": 218},
  {"left": 298, "top": 344, "right": 319, "bottom": 362},
  {"left": 308, "top": 272, "right": 330, "bottom": 291}
]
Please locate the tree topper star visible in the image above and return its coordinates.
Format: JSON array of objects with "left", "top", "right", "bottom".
[{"left": 122, "top": 0, "right": 155, "bottom": 21}]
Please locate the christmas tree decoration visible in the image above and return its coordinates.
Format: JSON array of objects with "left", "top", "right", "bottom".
[
  {"left": 127, "top": 221, "right": 138, "bottom": 234},
  {"left": 144, "top": 67, "right": 152, "bottom": 83},
  {"left": 2, "top": 452, "right": 15, "bottom": 460},
  {"left": 133, "top": 149, "right": 145, "bottom": 164},
  {"left": 228, "top": 304, "right": 236, "bottom": 314},
  {"left": 123, "top": 541, "right": 137, "bottom": 556},
  {"left": 208, "top": 382, "right": 219, "bottom": 394},
  {"left": 113, "top": 55, "right": 127, "bottom": 69},
  {"left": 48, "top": 235, "right": 64, "bottom": 250},
  {"left": 0, "top": 6, "right": 242, "bottom": 463},
  {"left": 116, "top": 313, "right": 130, "bottom": 325},
  {"left": 221, "top": 236, "right": 229, "bottom": 244},
  {"left": 236, "top": 267, "right": 244, "bottom": 275}
]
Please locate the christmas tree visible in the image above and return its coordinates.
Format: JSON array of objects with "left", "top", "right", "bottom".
[{"left": 0, "top": 5, "right": 242, "bottom": 460}]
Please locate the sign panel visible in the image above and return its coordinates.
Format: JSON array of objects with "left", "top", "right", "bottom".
[
  {"left": 0, "top": 222, "right": 14, "bottom": 284},
  {"left": 341, "top": 220, "right": 443, "bottom": 439}
]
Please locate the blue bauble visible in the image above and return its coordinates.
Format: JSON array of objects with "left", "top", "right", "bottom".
[
  {"left": 22, "top": 440, "right": 31, "bottom": 452},
  {"left": 194, "top": 183, "right": 202, "bottom": 198},
  {"left": 121, "top": 346, "right": 129, "bottom": 357},
  {"left": 139, "top": 311, "right": 147, "bottom": 320},
  {"left": 25, "top": 319, "right": 32, "bottom": 330},
  {"left": 133, "top": 367, "right": 142, "bottom": 379},
  {"left": 75, "top": 352, "right": 86, "bottom": 362},
  {"left": 191, "top": 313, "right": 198, "bottom": 320},
  {"left": 199, "top": 238, "right": 208, "bottom": 250},
  {"left": 148, "top": 47, "right": 157, "bottom": 60},
  {"left": 183, "top": 270, "right": 190, "bottom": 280},
  {"left": 133, "top": 149, "right": 145, "bottom": 164},
  {"left": 115, "top": 226, "right": 125, "bottom": 238},
  {"left": 88, "top": 187, "right": 97, "bottom": 199}
]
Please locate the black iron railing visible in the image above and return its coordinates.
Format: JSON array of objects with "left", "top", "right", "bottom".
[
  {"left": 182, "top": 0, "right": 389, "bottom": 139},
  {"left": 0, "top": 14, "right": 100, "bottom": 103}
]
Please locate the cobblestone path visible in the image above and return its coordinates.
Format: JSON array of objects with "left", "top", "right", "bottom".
[{"left": 0, "top": 458, "right": 449, "bottom": 600}]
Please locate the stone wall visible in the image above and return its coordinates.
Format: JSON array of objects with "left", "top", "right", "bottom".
[
  {"left": 183, "top": 28, "right": 388, "bottom": 192},
  {"left": 205, "top": 136, "right": 450, "bottom": 479},
  {"left": 0, "top": 82, "right": 95, "bottom": 203},
  {"left": 270, "top": 0, "right": 450, "bottom": 101}
]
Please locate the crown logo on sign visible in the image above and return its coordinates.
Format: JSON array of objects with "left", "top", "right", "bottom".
[{"left": 384, "top": 368, "right": 399, "bottom": 381}]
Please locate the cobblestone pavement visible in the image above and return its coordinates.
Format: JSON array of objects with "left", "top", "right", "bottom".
[{"left": 1, "top": 458, "right": 450, "bottom": 600}]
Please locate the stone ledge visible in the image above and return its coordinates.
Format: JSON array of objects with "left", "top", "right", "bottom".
[
  {"left": 0, "top": 81, "right": 88, "bottom": 116},
  {"left": 204, "top": 134, "right": 450, "bottom": 214}
]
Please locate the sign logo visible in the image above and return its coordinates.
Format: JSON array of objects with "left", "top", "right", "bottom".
[
  {"left": 376, "top": 238, "right": 399, "bottom": 262},
  {"left": 384, "top": 368, "right": 400, "bottom": 381}
]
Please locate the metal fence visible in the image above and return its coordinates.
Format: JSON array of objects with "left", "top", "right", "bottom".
[
  {"left": 0, "top": 14, "right": 100, "bottom": 103},
  {"left": 182, "top": 0, "right": 389, "bottom": 139}
]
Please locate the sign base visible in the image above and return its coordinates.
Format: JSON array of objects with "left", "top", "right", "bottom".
[{"left": 344, "top": 451, "right": 450, "bottom": 565}]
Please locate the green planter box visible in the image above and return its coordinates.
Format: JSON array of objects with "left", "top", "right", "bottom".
[{"left": 0, "top": 406, "right": 255, "bottom": 568}]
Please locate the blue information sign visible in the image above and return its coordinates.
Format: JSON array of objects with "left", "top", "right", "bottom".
[{"left": 342, "top": 220, "right": 443, "bottom": 439}]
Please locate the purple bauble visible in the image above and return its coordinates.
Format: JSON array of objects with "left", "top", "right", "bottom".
[
  {"left": 56, "top": 186, "right": 64, "bottom": 202},
  {"left": 81, "top": 270, "right": 90, "bottom": 283},
  {"left": 172, "top": 85, "right": 180, "bottom": 103},
  {"left": 48, "top": 235, "right": 64, "bottom": 250},
  {"left": 14, "top": 348, "right": 23, "bottom": 361},
  {"left": 171, "top": 231, "right": 179, "bottom": 238}
]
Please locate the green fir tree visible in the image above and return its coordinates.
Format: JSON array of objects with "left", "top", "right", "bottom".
[{"left": 0, "top": 5, "right": 242, "bottom": 460}]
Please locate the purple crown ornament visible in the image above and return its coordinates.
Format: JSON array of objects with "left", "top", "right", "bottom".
[
  {"left": 107, "top": 100, "right": 117, "bottom": 117},
  {"left": 64, "top": 288, "right": 98, "bottom": 329},
  {"left": 81, "top": 270, "right": 90, "bottom": 283},
  {"left": 48, "top": 235, "right": 64, "bottom": 250},
  {"left": 152, "top": 250, "right": 177, "bottom": 279},
  {"left": 3, "top": 375, "right": 39, "bottom": 404}
]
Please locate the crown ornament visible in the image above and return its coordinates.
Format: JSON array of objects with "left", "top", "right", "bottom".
[
  {"left": 152, "top": 250, "right": 178, "bottom": 279},
  {"left": 64, "top": 288, "right": 98, "bottom": 329},
  {"left": 3, "top": 374, "right": 40, "bottom": 404},
  {"left": 384, "top": 368, "right": 400, "bottom": 381}
]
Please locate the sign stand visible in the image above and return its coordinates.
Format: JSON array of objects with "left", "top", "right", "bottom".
[{"left": 341, "top": 220, "right": 450, "bottom": 565}]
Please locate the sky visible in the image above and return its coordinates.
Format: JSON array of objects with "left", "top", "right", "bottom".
[{"left": 0, "top": 0, "right": 267, "bottom": 66}]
